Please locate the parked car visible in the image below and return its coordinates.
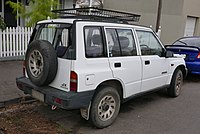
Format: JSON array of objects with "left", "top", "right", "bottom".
[
  {"left": 16, "top": 7, "right": 187, "bottom": 128},
  {"left": 166, "top": 36, "right": 200, "bottom": 75}
]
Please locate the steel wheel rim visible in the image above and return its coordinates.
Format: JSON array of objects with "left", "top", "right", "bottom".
[
  {"left": 175, "top": 72, "right": 183, "bottom": 95},
  {"left": 98, "top": 95, "right": 116, "bottom": 121},
  {"left": 29, "top": 50, "right": 44, "bottom": 77}
]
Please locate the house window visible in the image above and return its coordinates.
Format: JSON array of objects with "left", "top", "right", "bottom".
[{"left": 184, "top": 16, "right": 198, "bottom": 36}]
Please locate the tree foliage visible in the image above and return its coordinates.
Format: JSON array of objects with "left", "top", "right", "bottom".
[
  {"left": 6, "top": 0, "right": 59, "bottom": 27},
  {"left": 0, "top": 17, "right": 6, "bottom": 30}
]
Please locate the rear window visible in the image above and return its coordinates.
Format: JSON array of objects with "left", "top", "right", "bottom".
[
  {"left": 173, "top": 37, "right": 200, "bottom": 47},
  {"left": 32, "top": 23, "right": 74, "bottom": 59},
  {"left": 34, "top": 23, "right": 72, "bottom": 47}
]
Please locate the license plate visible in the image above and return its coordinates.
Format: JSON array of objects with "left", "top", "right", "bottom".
[{"left": 32, "top": 90, "right": 44, "bottom": 102}]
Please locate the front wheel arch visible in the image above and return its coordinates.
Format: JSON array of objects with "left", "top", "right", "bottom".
[
  {"left": 176, "top": 65, "right": 187, "bottom": 79},
  {"left": 167, "top": 68, "right": 184, "bottom": 97}
]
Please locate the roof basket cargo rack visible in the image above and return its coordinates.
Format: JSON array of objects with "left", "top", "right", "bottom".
[{"left": 52, "top": 7, "right": 141, "bottom": 24}]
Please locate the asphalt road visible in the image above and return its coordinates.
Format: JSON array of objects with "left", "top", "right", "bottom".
[{"left": 35, "top": 74, "right": 200, "bottom": 134}]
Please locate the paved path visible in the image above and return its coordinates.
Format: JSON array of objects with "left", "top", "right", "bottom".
[{"left": 0, "top": 61, "right": 25, "bottom": 104}]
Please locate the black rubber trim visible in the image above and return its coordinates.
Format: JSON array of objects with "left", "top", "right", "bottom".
[{"left": 16, "top": 76, "right": 95, "bottom": 110}]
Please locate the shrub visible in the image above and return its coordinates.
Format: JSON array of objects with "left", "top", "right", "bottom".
[{"left": 0, "top": 17, "right": 6, "bottom": 30}]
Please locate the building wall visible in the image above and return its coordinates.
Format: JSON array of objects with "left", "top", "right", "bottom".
[
  {"left": 160, "top": 0, "right": 185, "bottom": 44},
  {"left": 104, "top": 0, "right": 198, "bottom": 44}
]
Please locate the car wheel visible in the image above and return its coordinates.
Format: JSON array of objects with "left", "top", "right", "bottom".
[
  {"left": 167, "top": 69, "right": 183, "bottom": 97},
  {"left": 25, "top": 40, "right": 58, "bottom": 86},
  {"left": 90, "top": 86, "right": 120, "bottom": 128}
]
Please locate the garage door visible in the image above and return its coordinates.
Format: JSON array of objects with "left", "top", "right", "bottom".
[{"left": 184, "top": 17, "right": 197, "bottom": 37}]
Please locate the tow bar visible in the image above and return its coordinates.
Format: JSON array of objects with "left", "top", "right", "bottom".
[{"left": 51, "top": 105, "right": 57, "bottom": 110}]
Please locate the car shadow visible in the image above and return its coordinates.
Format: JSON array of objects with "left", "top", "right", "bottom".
[
  {"left": 34, "top": 89, "right": 171, "bottom": 132},
  {"left": 120, "top": 89, "right": 168, "bottom": 114},
  {"left": 185, "top": 74, "right": 200, "bottom": 83}
]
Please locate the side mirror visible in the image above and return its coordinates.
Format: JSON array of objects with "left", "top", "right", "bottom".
[{"left": 165, "top": 51, "right": 174, "bottom": 58}]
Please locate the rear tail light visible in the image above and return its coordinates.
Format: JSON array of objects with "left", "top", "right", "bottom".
[
  {"left": 23, "top": 61, "right": 26, "bottom": 76},
  {"left": 54, "top": 98, "right": 62, "bottom": 104},
  {"left": 196, "top": 52, "right": 200, "bottom": 59},
  {"left": 70, "top": 71, "right": 78, "bottom": 92}
]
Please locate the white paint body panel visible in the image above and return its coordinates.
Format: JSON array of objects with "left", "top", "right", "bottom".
[
  {"left": 35, "top": 19, "right": 186, "bottom": 100},
  {"left": 49, "top": 58, "right": 71, "bottom": 92},
  {"left": 140, "top": 55, "right": 170, "bottom": 92},
  {"left": 108, "top": 56, "right": 142, "bottom": 98}
]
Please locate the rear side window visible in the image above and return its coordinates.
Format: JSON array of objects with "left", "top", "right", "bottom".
[
  {"left": 105, "top": 28, "right": 137, "bottom": 57},
  {"left": 84, "top": 27, "right": 104, "bottom": 58}
]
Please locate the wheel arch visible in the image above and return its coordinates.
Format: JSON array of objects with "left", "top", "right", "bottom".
[
  {"left": 94, "top": 79, "right": 124, "bottom": 101},
  {"left": 176, "top": 64, "right": 187, "bottom": 78}
]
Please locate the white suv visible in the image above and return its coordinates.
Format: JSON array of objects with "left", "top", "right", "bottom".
[{"left": 16, "top": 8, "right": 187, "bottom": 128}]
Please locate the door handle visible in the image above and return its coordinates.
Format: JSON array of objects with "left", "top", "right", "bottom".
[
  {"left": 114, "top": 63, "right": 121, "bottom": 68},
  {"left": 145, "top": 60, "right": 150, "bottom": 65}
]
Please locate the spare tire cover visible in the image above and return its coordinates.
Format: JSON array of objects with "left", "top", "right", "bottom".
[{"left": 25, "top": 40, "right": 58, "bottom": 86}]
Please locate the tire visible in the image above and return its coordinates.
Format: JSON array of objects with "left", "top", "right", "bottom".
[
  {"left": 90, "top": 86, "right": 120, "bottom": 128},
  {"left": 167, "top": 69, "right": 183, "bottom": 97},
  {"left": 25, "top": 40, "right": 58, "bottom": 86}
]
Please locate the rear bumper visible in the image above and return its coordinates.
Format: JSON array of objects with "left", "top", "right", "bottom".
[
  {"left": 186, "top": 61, "right": 200, "bottom": 74},
  {"left": 16, "top": 77, "right": 95, "bottom": 110}
]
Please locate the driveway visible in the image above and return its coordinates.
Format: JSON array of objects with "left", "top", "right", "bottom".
[{"left": 0, "top": 61, "right": 25, "bottom": 103}]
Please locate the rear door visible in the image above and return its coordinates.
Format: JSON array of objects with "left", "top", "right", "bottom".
[
  {"left": 105, "top": 27, "right": 142, "bottom": 98},
  {"left": 34, "top": 23, "right": 73, "bottom": 92},
  {"left": 136, "top": 30, "right": 170, "bottom": 92}
]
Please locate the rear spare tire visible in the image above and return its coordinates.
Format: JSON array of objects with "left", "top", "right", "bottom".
[{"left": 25, "top": 40, "right": 58, "bottom": 86}]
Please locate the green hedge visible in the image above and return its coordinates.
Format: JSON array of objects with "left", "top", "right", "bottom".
[{"left": 0, "top": 17, "right": 6, "bottom": 30}]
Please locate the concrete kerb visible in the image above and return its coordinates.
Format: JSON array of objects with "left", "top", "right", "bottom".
[
  {"left": 0, "top": 95, "right": 34, "bottom": 109},
  {"left": 0, "top": 56, "right": 25, "bottom": 61}
]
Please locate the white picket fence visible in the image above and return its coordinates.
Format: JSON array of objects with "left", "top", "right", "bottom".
[{"left": 0, "top": 27, "right": 33, "bottom": 59}]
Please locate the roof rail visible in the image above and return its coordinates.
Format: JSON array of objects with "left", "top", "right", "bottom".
[{"left": 52, "top": 7, "right": 140, "bottom": 24}]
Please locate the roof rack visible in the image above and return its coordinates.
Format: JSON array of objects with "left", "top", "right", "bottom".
[{"left": 52, "top": 7, "right": 140, "bottom": 23}]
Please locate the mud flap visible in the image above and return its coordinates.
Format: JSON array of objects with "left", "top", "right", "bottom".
[{"left": 80, "top": 102, "right": 91, "bottom": 120}]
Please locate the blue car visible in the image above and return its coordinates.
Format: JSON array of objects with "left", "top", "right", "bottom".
[{"left": 166, "top": 36, "right": 200, "bottom": 75}]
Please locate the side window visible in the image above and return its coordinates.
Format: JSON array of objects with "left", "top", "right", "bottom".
[
  {"left": 105, "top": 28, "right": 137, "bottom": 57},
  {"left": 117, "top": 29, "right": 137, "bottom": 56},
  {"left": 106, "top": 29, "right": 121, "bottom": 57},
  {"left": 136, "top": 31, "right": 163, "bottom": 56},
  {"left": 84, "top": 27, "right": 104, "bottom": 58}
]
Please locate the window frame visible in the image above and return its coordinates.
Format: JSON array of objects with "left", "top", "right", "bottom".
[
  {"left": 83, "top": 26, "right": 106, "bottom": 58},
  {"left": 136, "top": 30, "right": 166, "bottom": 57},
  {"left": 104, "top": 27, "right": 138, "bottom": 57}
]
